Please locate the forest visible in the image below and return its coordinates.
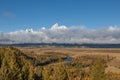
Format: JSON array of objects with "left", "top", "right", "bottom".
[{"left": 0, "top": 46, "right": 120, "bottom": 80}]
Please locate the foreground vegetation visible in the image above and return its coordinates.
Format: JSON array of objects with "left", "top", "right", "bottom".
[{"left": 0, "top": 47, "right": 120, "bottom": 80}]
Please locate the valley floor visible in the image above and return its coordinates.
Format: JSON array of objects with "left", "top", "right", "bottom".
[{"left": 18, "top": 47, "right": 120, "bottom": 74}]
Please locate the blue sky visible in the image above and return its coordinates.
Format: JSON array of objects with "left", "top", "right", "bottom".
[{"left": 0, "top": 0, "right": 120, "bottom": 32}]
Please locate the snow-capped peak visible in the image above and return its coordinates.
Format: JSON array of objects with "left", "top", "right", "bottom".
[
  {"left": 51, "top": 23, "right": 67, "bottom": 30},
  {"left": 25, "top": 29, "right": 34, "bottom": 32}
]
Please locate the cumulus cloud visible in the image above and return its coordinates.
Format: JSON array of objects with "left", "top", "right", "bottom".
[{"left": 0, "top": 23, "right": 120, "bottom": 44}]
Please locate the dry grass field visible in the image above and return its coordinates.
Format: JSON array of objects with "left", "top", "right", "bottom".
[{"left": 18, "top": 47, "right": 120, "bottom": 74}]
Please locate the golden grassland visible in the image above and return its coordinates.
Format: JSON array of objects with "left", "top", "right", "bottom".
[
  {"left": 17, "top": 47, "right": 120, "bottom": 73},
  {"left": 0, "top": 46, "right": 120, "bottom": 80},
  {"left": 18, "top": 46, "right": 120, "bottom": 74}
]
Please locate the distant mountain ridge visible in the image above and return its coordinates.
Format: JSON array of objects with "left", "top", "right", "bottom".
[{"left": 0, "top": 43, "right": 120, "bottom": 48}]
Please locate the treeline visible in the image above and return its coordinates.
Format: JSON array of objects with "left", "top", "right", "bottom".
[{"left": 0, "top": 47, "right": 120, "bottom": 80}]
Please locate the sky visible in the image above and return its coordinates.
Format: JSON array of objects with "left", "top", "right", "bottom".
[
  {"left": 0, "top": 0, "right": 120, "bottom": 44},
  {"left": 0, "top": 0, "right": 120, "bottom": 32}
]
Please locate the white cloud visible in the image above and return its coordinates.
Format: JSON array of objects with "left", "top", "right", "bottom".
[
  {"left": 0, "top": 23, "right": 120, "bottom": 44},
  {"left": 2, "top": 12, "right": 16, "bottom": 18}
]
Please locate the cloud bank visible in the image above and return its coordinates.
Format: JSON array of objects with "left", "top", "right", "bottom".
[{"left": 0, "top": 23, "right": 120, "bottom": 44}]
